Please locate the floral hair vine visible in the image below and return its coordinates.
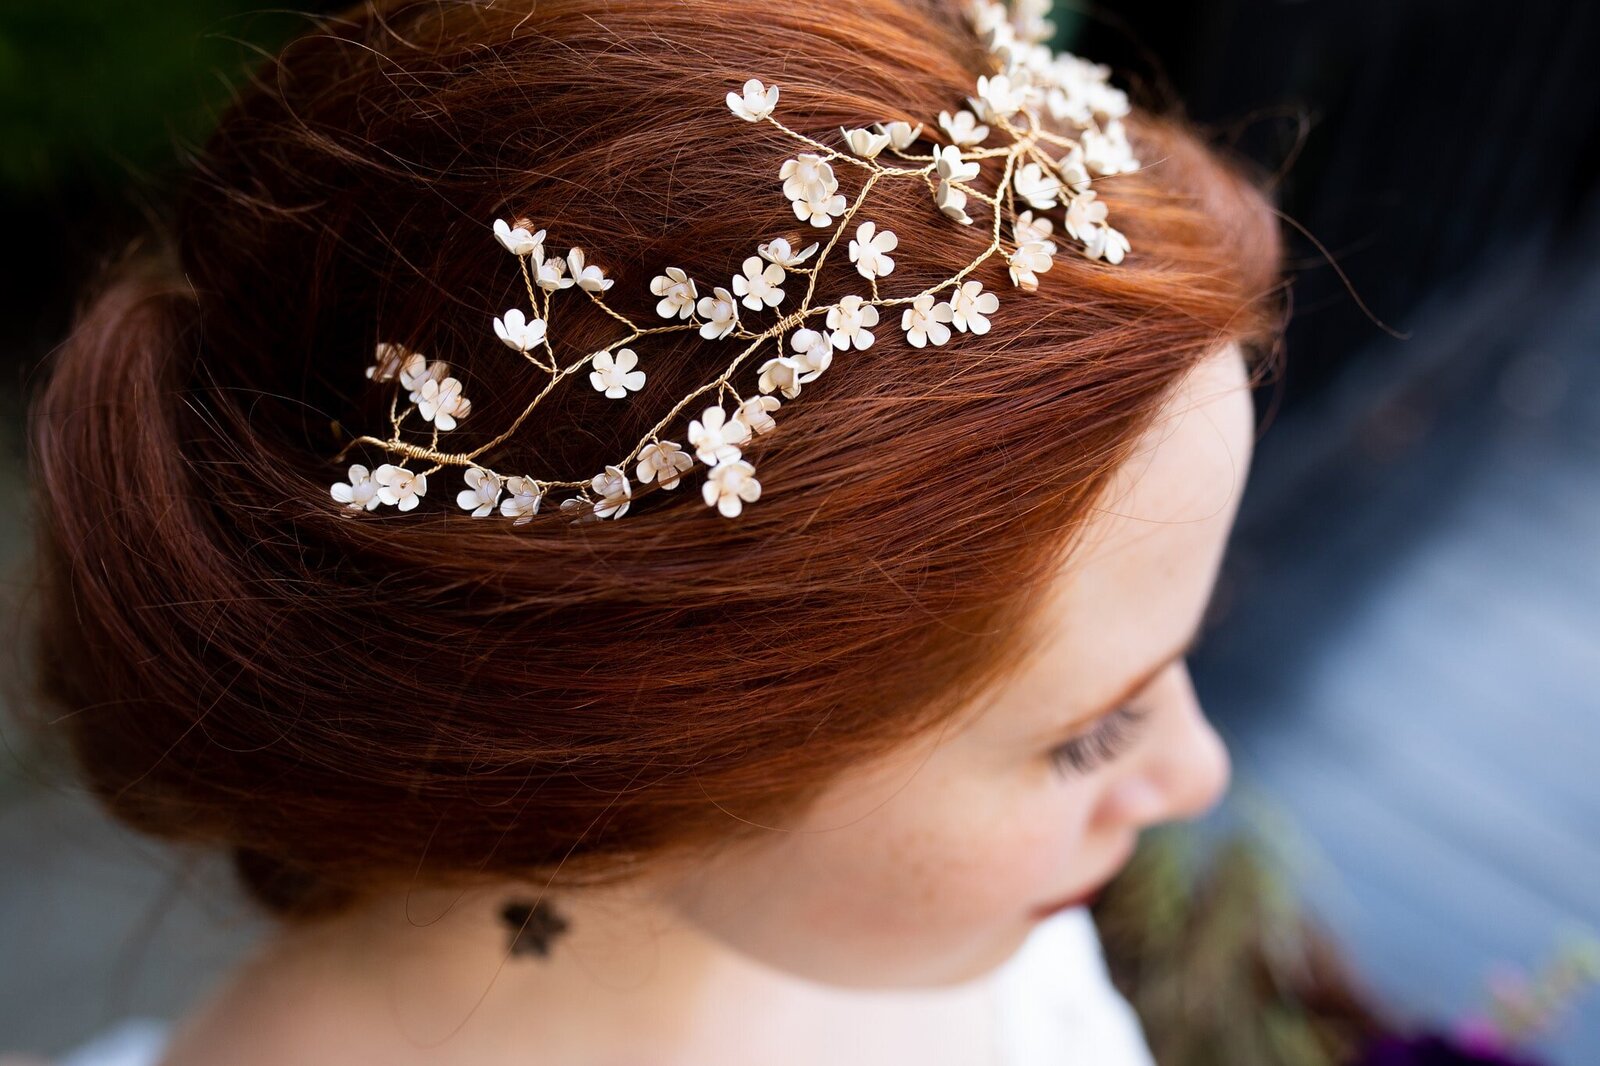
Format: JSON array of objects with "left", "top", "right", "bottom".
[{"left": 328, "top": 0, "right": 1139, "bottom": 523}]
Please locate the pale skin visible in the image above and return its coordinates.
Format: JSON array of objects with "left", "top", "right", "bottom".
[{"left": 154, "top": 341, "right": 1255, "bottom": 1066}]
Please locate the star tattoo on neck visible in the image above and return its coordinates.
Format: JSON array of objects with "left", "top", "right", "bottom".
[{"left": 499, "top": 897, "right": 570, "bottom": 958}]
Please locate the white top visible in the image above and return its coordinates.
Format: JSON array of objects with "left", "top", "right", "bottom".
[
  {"left": 984, "top": 905, "right": 1157, "bottom": 1065},
  {"left": 54, "top": 907, "right": 1153, "bottom": 1066}
]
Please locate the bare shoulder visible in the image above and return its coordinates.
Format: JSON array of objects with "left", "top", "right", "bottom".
[{"left": 156, "top": 942, "right": 376, "bottom": 1066}]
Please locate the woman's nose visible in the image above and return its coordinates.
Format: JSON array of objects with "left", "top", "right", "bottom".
[
  {"left": 1159, "top": 706, "right": 1232, "bottom": 822},
  {"left": 1098, "top": 687, "right": 1232, "bottom": 829}
]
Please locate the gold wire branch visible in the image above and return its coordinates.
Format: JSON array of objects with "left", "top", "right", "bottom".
[{"left": 328, "top": 0, "right": 1141, "bottom": 522}]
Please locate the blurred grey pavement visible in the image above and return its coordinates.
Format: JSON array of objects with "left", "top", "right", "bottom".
[{"left": 0, "top": 387, "right": 269, "bottom": 1057}]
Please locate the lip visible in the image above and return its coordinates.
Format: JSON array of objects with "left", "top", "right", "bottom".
[
  {"left": 1029, "top": 844, "right": 1137, "bottom": 920},
  {"left": 1029, "top": 882, "right": 1107, "bottom": 920}
]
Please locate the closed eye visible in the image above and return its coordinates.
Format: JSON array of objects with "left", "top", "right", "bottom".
[{"left": 1048, "top": 703, "right": 1153, "bottom": 776}]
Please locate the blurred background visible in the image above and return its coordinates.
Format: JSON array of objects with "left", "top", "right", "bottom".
[{"left": 2, "top": 0, "right": 1596, "bottom": 1062}]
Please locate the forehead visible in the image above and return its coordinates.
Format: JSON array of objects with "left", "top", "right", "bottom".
[{"left": 965, "top": 344, "right": 1256, "bottom": 744}]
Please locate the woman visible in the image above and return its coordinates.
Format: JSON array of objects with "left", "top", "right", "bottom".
[{"left": 23, "top": 0, "right": 1283, "bottom": 1061}]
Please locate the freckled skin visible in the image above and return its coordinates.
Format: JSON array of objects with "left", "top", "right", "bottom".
[
  {"left": 159, "top": 344, "right": 1255, "bottom": 1066},
  {"left": 660, "top": 341, "right": 1253, "bottom": 989}
]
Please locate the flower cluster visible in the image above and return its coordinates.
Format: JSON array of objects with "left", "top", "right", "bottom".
[{"left": 329, "top": 0, "right": 1139, "bottom": 523}]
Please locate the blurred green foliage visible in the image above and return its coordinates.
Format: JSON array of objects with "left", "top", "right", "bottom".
[
  {"left": 1093, "top": 799, "right": 1390, "bottom": 1066},
  {"left": 0, "top": 2, "right": 315, "bottom": 197},
  {"left": 0, "top": 1, "right": 1089, "bottom": 200}
]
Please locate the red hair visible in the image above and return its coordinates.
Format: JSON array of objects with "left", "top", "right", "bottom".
[{"left": 23, "top": 0, "right": 1284, "bottom": 918}]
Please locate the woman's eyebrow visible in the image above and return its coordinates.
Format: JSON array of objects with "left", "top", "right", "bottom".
[{"left": 1044, "top": 624, "right": 1206, "bottom": 743}]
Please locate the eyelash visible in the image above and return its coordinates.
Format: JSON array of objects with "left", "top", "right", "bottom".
[{"left": 1048, "top": 704, "right": 1153, "bottom": 777}]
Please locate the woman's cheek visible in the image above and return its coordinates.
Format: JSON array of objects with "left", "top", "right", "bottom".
[
  {"left": 919, "top": 783, "right": 1090, "bottom": 926},
  {"left": 810, "top": 794, "right": 1031, "bottom": 936},
  {"left": 946, "top": 770, "right": 1104, "bottom": 918}
]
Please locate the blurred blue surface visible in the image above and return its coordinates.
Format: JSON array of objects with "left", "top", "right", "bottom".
[{"left": 1197, "top": 213, "right": 1600, "bottom": 1058}]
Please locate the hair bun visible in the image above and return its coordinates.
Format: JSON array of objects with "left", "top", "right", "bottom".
[
  {"left": 230, "top": 845, "right": 355, "bottom": 919},
  {"left": 24, "top": 242, "right": 223, "bottom": 844}
]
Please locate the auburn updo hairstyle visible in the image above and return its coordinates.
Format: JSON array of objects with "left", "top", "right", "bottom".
[{"left": 23, "top": 0, "right": 1284, "bottom": 919}]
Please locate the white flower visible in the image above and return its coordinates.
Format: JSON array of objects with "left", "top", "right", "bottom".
[
  {"left": 589, "top": 348, "right": 647, "bottom": 398},
  {"left": 499, "top": 476, "right": 544, "bottom": 525},
  {"left": 975, "top": 73, "right": 1026, "bottom": 119},
  {"left": 780, "top": 154, "right": 845, "bottom": 227},
  {"left": 696, "top": 286, "right": 740, "bottom": 339},
  {"left": 687, "top": 404, "right": 751, "bottom": 465},
  {"left": 779, "top": 153, "right": 838, "bottom": 202},
  {"left": 1082, "top": 120, "right": 1138, "bottom": 176},
  {"left": 757, "top": 356, "right": 805, "bottom": 399},
  {"left": 732, "top": 255, "right": 786, "bottom": 311},
  {"left": 1085, "top": 81, "right": 1131, "bottom": 123},
  {"left": 456, "top": 466, "right": 501, "bottom": 516},
  {"left": 726, "top": 77, "right": 779, "bottom": 122},
  {"left": 590, "top": 465, "right": 631, "bottom": 519},
  {"left": 565, "top": 247, "right": 613, "bottom": 292},
  {"left": 1007, "top": 238, "right": 1056, "bottom": 291},
  {"left": 493, "top": 217, "right": 544, "bottom": 256},
  {"left": 938, "top": 107, "right": 989, "bottom": 146},
  {"left": 1064, "top": 188, "right": 1132, "bottom": 262},
  {"left": 1013, "top": 160, "right": 1062, "bottom": 210},
  {"left": 493, "top": 307, "right": 548, "bottom": 352},
  {"left": 1044, "top": 83, "right": 1092, "bottom": 128},
  {"left": 758, "top": 236, "right": 820, "bottom": 267},
  {"left": 969, "top": 0, "right": 1011, "bottom": 46},
  {"left": 636, "top": 439, "right": 694, "bottom": 490},
  {"left": 793, "top": 188, "right": 848, "bottom": 228},
  {"left": 848, "top": 221, "right": 898, "bottom": 280},
  {"left": 374, "top": 463, "right": 427, "bottom": 512},
  {"left": 1014, "top": 208, "right": 1055, "bottom": 245},
  {"left": 330, "top": 463, "right": 381, "bottom": 511},
  {"left": 400, "top": 353, "right": 448, "bottom": 403},
  {"left": 649, "top": 267, "right": 698, "bottom": 319},
  {"left": 935, "top": 180, "right": 973, "bottom": 225},
  {"left": 1011, "top": 0, "right": 1054, "bottom": 48},
  {"left": 1082, "top": 223, "right": 1130, "bottom": 265},
  {"left": 418, "top": 375, "right": 471, "bottom": 430},
  {"left": 934, "top": 144, "right": 981, "bottom": 186},
  {"left": 788, "top": 327, "right": 833, "bottom": 382},
  {"left": 1048, "top": 53, "right": 1125, "bottom": 119},
  {"left": 873, "top": 120, "right": 924, "bottom": 150},
  {"left": 559, "top": 495, "right": 592, "bottom": 521},
  {"left": 367, "top": 341, "right": 413, "bottom": 381},
  {"left": 1064, "top": 189, "right": 1108, "bottom": 241},
  {"left": 532, "top": 246, "right": 574, "bottom": 291},
  {"left": 735, "top": 394, "right": 781, "bottom": 436},
  {"left": 900, "top": 294, "right": 955, "bottom": 348},
  {"left": 702, "top": 458, "right": 761, "bottom": 518},
  {"left": 827, "top": 294, "right": 880, "bottom": 350},
  {"left": 949, "top": 279, "right": 999, "bottom": 334},
  {"left": 1054, "top": 142, "right": 1093, "bottom": 194},
  {"left": 840, "top": 125, "right": 891, "bottom": 158}
]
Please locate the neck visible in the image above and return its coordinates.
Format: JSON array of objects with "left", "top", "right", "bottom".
[
  {"left": 170, "top": 875, "right": 1003, "bottom": 1065},
  {"left": 276, "top": 877, "right": 757, "bottom": 1053}
]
